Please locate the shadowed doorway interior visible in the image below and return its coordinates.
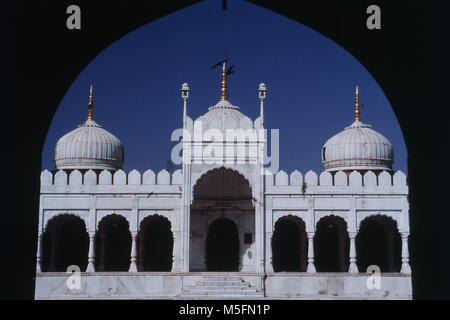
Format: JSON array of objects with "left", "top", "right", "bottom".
[
  {"left": 138, "top": 215, "right": 174, "bottom": 271},
  {"left": 206, "top": 217, "right": 240, "bottom": 271}
]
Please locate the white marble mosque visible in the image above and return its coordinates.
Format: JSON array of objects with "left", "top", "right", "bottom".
[{"left": 35, "top": 63, "right": 412, "bottom": 299}]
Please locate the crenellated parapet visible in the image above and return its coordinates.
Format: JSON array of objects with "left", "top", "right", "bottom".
[
  {"left": 41, "top": 168, "right": 407, "bottom": 195},
  {"left": 265, "top": 169, "right": 407, "bottom": 195},
  {"left": 40, "top": 169, "right": 184, "bottom": 196}
]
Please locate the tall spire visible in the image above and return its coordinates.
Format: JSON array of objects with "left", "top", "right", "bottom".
[
  {"left": 220, "top": 61, "right": 227, "bottom": 101},
  {"left": 355, "top": 85, "right": 360, "bottom": 122},
  {"left": 87, "top": 85, "right": 94, "bottom": 121}
]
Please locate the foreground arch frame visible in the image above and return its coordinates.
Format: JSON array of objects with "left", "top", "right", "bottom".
[
  {"left": 6, "top": 0, "right": 441, "bottom": 301},
  {"left": 29, "top": 0, "right": 422, "bottom": 302}
]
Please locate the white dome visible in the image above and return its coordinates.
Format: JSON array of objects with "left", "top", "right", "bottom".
[
  {"left": 194, "top": 100, "right": 254, "bottom": 133},
  {"left": 54, "top": 119, "right": 124, "bottom": 170},
  {"left": 322, "top": 120, "right": 393, "bottom": 172}
]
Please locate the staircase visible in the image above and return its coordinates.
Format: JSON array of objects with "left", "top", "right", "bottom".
[{"left": 179, "top": 276, "right": 264, "bottom": 299}]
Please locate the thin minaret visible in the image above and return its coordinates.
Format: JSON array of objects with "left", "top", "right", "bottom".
[
  {"left": 181, "top": 82, "right": 190, "bottom": 129},
  {"left": 258, "top": 83, "right": 267, "bottom": 128},
  {"left": 355, "top": 85, "right": 360, "bottom": 122},
  {"left": 87, "top": 85, "right": 94, "bottom": 121},
  {"left": 220, "top": 61, "right": 227, "bottom": 101}
]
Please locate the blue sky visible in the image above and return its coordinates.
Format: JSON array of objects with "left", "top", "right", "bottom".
[{"left": 42, "top": 0, "right": 407, "bottom": 174}]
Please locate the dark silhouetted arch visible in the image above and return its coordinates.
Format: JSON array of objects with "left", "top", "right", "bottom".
[
  {"left": 95, "top": 214, "right": 132, "bottom": 271},
  {"left": 41, "top": 214, "right": 89, "bottom": 272},
  {"left": 138, "top": 215, "right": 174, "bottom": 271},
  {"left": 356, "top": 215, "right": 402, "bottom": 272},
  {"left": 272, "top": 216, "right": 307, "bottom": 272},
  {"left": 314, "top": 215, "right": 349, "bottom": 272},
  {"left": 206, "top": 217, "right": 240, "bottom": 271}
]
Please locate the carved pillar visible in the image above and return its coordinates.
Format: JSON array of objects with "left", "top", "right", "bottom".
[
  {"left": 181, "top": 164, "right": 191, "bottom": 272},
  {"left": 264, "top": 196, "right": 273, "bottom": 273},
  {"left": 400, "top": 233, "right": 412, "bottom": 274},
  {"left": 129, "top": 232, "right": 138, "bottom": 272},
  {"left": 36, "top": 234, "right": 42, "bottom": 273},
  {"left": 171, "top": 232, "right": 179, "bottom": 272},
  {"left": 307, "top": 232, "right": 316, "bottom": 273},
  {"left": 265, "top": 229, "right": 274, "bottom": 273},
  {"left": 348, "top": 232, "right": 358, "bottom": 273},
  {"left": 86, "top": 232, "right": 95, "bottom": 272},
  {"left": 254, "top": 201, "right": 264, "bottom": 273}
]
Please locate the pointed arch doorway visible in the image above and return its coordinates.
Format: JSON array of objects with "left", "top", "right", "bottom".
[
  {"left": 189, "top": 167, "right": 254, "bottom": 272},
  {"left": 206, "top": 217, "right": 240, "bottom": 271}
]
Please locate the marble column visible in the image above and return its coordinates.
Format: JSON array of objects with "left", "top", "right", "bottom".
[
  {"left": 400, "top": 233, "right": 412, "bottom": 274},
  {"left": 86, "top": 232, "right": 95, "bottom": 272},
  {"left": 129, "top": 232, "right": 138, "bottom": 272},
  {"left": 348, "top": 232, "right": 358, "bottom": 273},
  {"left": 265, "top": 230, "right": 274, "bottom": 273},
  {"left": 307, "top": 232, "right": 316, "bottom": 273},
  {"left": 36, "top": 234, "right": 42, "bottom": 273}
]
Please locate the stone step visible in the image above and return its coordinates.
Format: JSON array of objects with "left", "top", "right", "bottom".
[
  {"left": 193, "top": 285, "right": 251, "bottom": 291},
  {"left": 180, "top": 291, "right": 263, "bottom": 296},
  {"left": 196, "top": 281, "right": 247, "bottom": 286},
  {"left": 176, "top": 295, "right": 265, "bottom": 300},
  {"left": 184, "top": 287, "right": 258, "bottom": 293},
  {"left": 199, "top": 276, "right": 243, "bottom": 281},
  {"left": 179, "top": 276, "right": 263, "bottom": 298}
]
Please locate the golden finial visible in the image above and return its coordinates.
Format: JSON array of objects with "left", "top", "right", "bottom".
[
  {"left": 220, "top": 61, "right": 227, "bottom": 101},
  {"left": 355, "top": 85, "right": 360, "bottom": 122},
  {"left": 87, "top": 85, "right": 94, "bottom": 121}
]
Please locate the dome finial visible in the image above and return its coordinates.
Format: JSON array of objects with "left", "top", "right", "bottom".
[
  {"left": 355, "top": 85, "right": 360, "bottom": 122},
  {"left": 220, "top": 61, "right": 227, "bottom": 101},
  {"left": 87, "top": 85, "right": 94, "bottom": 121}
]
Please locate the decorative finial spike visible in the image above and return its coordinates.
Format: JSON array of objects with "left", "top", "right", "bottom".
[
  {"left": 220, "top": 61, "right": 227, "bottom": 101},
  {"left": 355, "top": 85, "right": 360, "bottom": 122},
  {"left": 87, "top": 85, "right": 94, "bottom": 121}
]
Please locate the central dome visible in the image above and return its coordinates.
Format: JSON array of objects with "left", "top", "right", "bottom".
[
  {"left": 194, "top": 60, "right": 255, "bottom": 132},
  {"left": 195, "top": 100, "right": 254, "bottom": 132}
]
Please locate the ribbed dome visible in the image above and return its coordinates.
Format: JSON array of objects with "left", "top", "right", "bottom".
[
  {"left": 322, "top": 120, "right": 393, "bottom": 172},
  {"left": 54, "top": 119, "right": 124, "bottom": 170},
  {"left": 195, "top": 100, "right": 254, "bottom": 132}
]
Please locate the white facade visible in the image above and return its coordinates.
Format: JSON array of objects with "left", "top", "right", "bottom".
[{"left": 35, "top": 76, "right": 412, "bottom": 299}]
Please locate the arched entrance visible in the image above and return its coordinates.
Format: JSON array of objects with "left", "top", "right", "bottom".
[
  {"left": 356, "top": 215, "right": 402, "bottom": 272},
  {"left": 190, "top": 167, "right": 254, "bottom": 272},
  {"left": 206, "top": 217, "right": 239, "bottom": 271},
  {"left": 95, "top": 214, "right": 132, "bottom": 271},
  {"left": 271, "top": 216, "right": 308, "bottom": 272},
  {"left": 314, "top": 215, "right": 349, "bottom": 272},
  {"left": 138, "top": 215, "right": 174, "bottom": 271},
  {"left": 41, "top": 214, "right": 89, "bottom": 272}
]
